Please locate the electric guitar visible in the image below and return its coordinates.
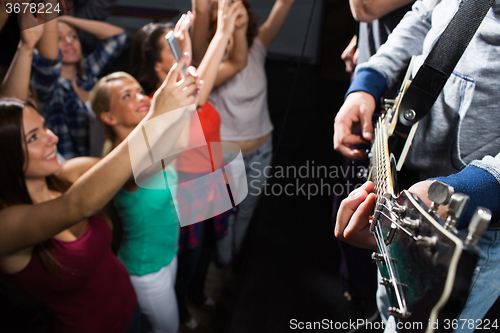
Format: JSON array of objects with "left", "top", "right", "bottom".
[{"left": 367, "top": 62, "right": 491, "bottom": 333}]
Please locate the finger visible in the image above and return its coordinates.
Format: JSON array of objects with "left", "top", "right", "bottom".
[
  {"left": 196, "top": 79, "right": 204, "bottom": 97},
  {"left": 187, "top": 66, "right": 198, "bottom": 79},
  {"left": 338, "top": 147, "right": 367, "bottom": 161},
  {"left": 341, "top": 133, "right": 369, "bottom": 146},
  {"left": 219, "top": 0, "right": 228, "bottom": 13},
  {"left": 335, "top": 188, "right": 368, "bottom": 238},
  {"left": 231, "top": 4, "right": 246, "bottom": 18},
  {"left": 360, "top": 107, "right": 374, "bottom": 141},
  {"left": 180, "top": 83, "right": 197, "bottom": 98},
  {"left": 181, "top": 11, "right": 195, "bottom": 32},
  {"left": 174, "top": 14, "right": 186, "bottom": 39},
  {"left": 344, "top": 193, "right": 377, "bottom": 248}
]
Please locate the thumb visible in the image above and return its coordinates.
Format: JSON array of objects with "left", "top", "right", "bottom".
[{"left": 361, "top": 109, "right": 374, "bottom": 141}]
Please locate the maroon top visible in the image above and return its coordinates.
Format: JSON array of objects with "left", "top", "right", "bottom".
[{"left": 6, "top": 214, "right": 137, "bottom": 333}]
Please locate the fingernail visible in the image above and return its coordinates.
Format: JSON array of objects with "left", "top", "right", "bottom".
[
  {"left": 351, "top": 189, "right": 363, "bottom": 198},
  {"left": 183, "top": 52, "right": 189, "bottom": 59}
]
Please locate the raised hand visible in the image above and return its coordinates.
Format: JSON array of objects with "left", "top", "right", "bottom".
[
  {"left": 218, "top": 0, "right": 247, "bottom": 32},
  {"left": 174, "top": 11, "right": 195, "bottom": 59},
  {"left": 150, "top": 54, "right": 202, "bottom": 117},
  {"left": 341, "top": 35, "right": 358, "bottom": 75}
]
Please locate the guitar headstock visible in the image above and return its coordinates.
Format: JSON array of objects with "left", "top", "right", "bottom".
[{"left": 370, "top": 183, "right": 491, "bottom": 332}]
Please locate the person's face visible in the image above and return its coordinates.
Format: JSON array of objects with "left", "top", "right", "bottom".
[
  {"left": 107, "top": 78, "right": 151, "bottom": 128},
  {"left": 22, "top": 106, "right": 61, "bottom": 179},
  {"left": 155, "top": 31, "right": 177, "bottom": 81},
  {"left": 58, "top": 22, "right": 82, "bottom": 65}
]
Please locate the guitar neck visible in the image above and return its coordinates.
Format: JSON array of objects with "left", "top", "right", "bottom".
[{"left": 371, "top": 116, "right": 395, "bottom": 199}]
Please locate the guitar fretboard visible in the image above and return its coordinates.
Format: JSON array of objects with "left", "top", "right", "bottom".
[{"left": 371, "top": 116, "right": 394, "bottom": 198}]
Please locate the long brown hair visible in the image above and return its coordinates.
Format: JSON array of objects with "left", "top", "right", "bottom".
[
  {"left": 0, "top": 98, "right": 69, "bottom": 278},
  {"left": 130, "top": 22, "right": 175, "bottom": 96},
  {"left": 58, "top": 21, "right": 85, "bottom": 75}
]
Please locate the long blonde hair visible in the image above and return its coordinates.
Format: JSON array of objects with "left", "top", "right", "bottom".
[{"left": 90, "top": 71, "right": 139, "bottom": 141}]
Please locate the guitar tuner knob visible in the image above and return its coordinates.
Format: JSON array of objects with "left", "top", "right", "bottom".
[
  {"left": 401, "top": 218, "right": 420, "bottom": 234},
  {"left": 388, "top": 307, "right": 408, "bottom": 319},
  {"left": 371, "top": 252, "right": 386, "bottom": 265},
  {"left": 465, "top": 207, "right": 492, "bottom": 246},
  {"left": 427, "top": 181, "right": 454, "bottom": 214},
  {"left": 445, "top": 193, "right": 470, "bottom": 231},
  {"left": 392, "top": 204, "right": 407, "bottom": 217},
  {"left": 383, "top": 99, "right": 396, "bottom": 113},
  {"left": 385, "top": 224, "right": 397, "bottom": 245},
  {"left": 380, "top": 277, "right": 392, "bottom": 288},
  {"left": 415, "top": 235, "right": 437, "bottom": 251}
]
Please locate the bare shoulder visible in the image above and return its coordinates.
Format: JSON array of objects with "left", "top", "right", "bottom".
[
  {"left": 57, "top": 157, "right": 101, "bottom": 183},
  {"left": 0, "top": 247, "right": 33, "bottom": 275}
]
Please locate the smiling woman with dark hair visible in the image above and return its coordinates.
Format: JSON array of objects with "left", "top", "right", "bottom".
[{"left": 0, "top": 55, "right": 198, "bottom": 331}]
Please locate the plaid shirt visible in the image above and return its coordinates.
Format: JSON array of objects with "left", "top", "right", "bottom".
[
  {"left": 176, "top": 170, "right": 233, "bottom": 253},
  {"left": 31, "top": 31, "right": 127, "bottom": 159}
]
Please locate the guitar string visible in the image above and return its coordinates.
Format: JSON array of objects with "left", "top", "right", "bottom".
[{"left": 372, "top": 117, "right": 407, "bottom": 315}]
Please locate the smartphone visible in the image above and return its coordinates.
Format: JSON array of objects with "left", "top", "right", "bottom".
[{"left": 165, "top": 31, "right": 189, "bottom": 77}]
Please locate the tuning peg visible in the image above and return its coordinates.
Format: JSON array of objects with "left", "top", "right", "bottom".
[
  {"left": 465, "top": 208, "right": 492, "bottom": 246},
  {"left": 383, "top": 99, "right": 396, "bottom": 113},
  {"left": 427, "top": 181, "right": 454, "bottom": 214},
  {"left": 444, "top": 193, "right": 470, "bottom": 231}
]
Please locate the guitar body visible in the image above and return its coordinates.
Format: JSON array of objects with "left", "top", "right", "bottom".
[{"left": 372, "top": 190, "right": 479, "bottom": 332}]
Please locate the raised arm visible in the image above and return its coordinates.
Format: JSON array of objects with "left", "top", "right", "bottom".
[
  {"left": 1, "top": 11, "right": 44, "bottom": 99},
  {"left": 58, "top": 15, "right": 124, "bottom": 41},
  {"left": 0, "top": 57, "right": 199, "bottom": 257},
  {"left": 191, "top": 0, "right": 212, "bottom": 65},
  {"left": 257, "top": 0, "right": 294, "bottom": 51},
  {"left": 349, "top": 0, "right": 414, "bottom": 23},
  {"left": 197, "top": 0, "right": 247, "bottom": 104},
  {"left": 36, "top": 0, "right": 60, "bottom": 60}
]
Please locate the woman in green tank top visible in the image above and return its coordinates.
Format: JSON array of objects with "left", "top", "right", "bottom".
[{"left": 91, "top": 71, "right": 184, "bottom": 332}]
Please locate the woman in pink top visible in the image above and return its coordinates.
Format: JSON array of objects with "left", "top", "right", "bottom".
[{"left": 0, "top": 53, "right": 199, "bottom": 332}]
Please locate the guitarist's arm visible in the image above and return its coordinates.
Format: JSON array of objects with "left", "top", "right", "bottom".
[
  {"left": 349, "top": 0, "right": 414, "bottom": 23},
  {"left": 411, "top": 157, "right": 500, "bottom": 229}
]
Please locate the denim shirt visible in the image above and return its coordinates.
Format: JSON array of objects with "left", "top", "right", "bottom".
[
  {"left": 32, "top": 31, "right": 127, "bottom": 159},
  {"left": 352, "top": 0, "right": 500, "bottom": 180}
]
